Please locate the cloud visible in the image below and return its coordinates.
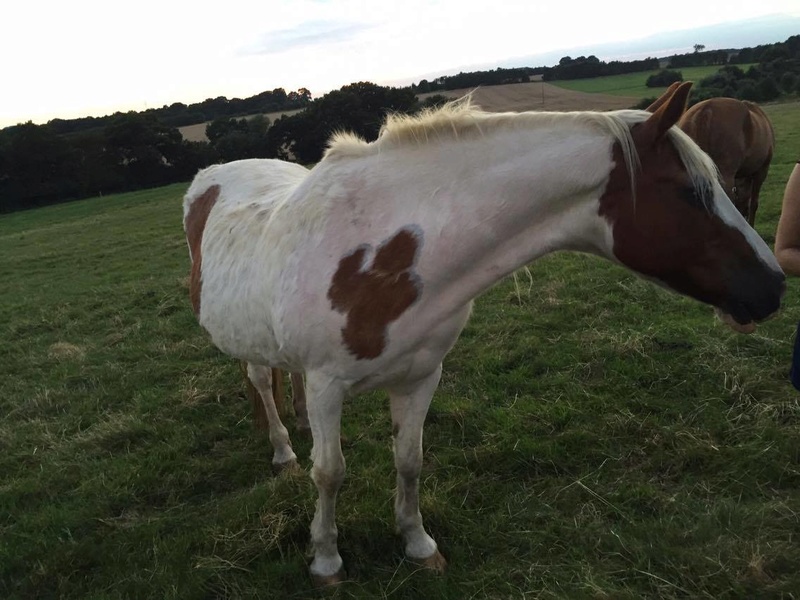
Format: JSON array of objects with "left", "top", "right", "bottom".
[{"left": 239, "top": 19, "right": 374, "bottom": 56}]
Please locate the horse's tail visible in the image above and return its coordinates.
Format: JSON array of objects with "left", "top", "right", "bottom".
[{"left": 240, "top": 361, "right": 285, "bottom": 430}]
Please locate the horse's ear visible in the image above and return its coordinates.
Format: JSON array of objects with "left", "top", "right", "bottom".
[
  {"left": 645, "top": 81, "right": 682, "bottom": 113},
  {"left": 639, "top": 81, "right": 693, "bottom": 143}
]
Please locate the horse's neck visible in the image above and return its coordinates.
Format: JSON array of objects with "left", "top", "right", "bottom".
[{"left": 343, "top": 125, "right": 617, "bottom": 307}]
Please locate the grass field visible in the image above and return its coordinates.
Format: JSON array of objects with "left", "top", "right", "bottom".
[
  {"left": 551, "top": 66, "right": 755, "bottom": 98},
  {"left": 2, "top": 103, "right": 800, "bottom": 599}
]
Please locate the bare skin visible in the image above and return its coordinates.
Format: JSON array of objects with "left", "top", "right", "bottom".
[{"left": 775, "top": 163, "right": 800, "bottom": 276}]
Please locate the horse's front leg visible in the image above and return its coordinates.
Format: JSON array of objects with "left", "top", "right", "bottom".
[
  {"left": 290, "top": 371, "right": 310, "bottom": 433},
  {"left": 388, "top": 365, "right": 447, "bottom": 572},
  {"left": 305, "top": 372, "right": 347, "bottom": 586},
  {"left": 246, "top": 363, "right": 298, "bottom": 471}
]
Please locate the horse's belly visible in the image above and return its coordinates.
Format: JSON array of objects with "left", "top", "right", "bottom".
[
  {"left": 200, "top": 297, "right": 285, "bottom": 365},
  {"left": 351, "top": 302, "right": 473, "bottom": 393}
]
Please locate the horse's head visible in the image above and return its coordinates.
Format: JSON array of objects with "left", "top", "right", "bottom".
[{"left": 599, "top": 82, "right": 784, "bottom": 332}]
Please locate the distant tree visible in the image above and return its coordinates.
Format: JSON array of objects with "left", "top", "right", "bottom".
[
  {"left": 103, "top": 112, "right": 195, "bottom": 188},
  {"left": 420, "top": 94, "right": 452, "bottom": 110},
  {"left": 0, "top": 122, "right": 80, "bottom": 211},
  {"left": 416, "top": 79, "right": 432, "bottom": 93},
  {"left": 296, "top": 88, "right": 312, "bottom": 103},
  {"left": 206, "top": 117, "right": 249, "bottom": 144},
  {"left": 267, "top": 82, "right": 419, "bottom": 163},
  {"left": 209, "top": 115, "right": 273, "bottom": 162},
  {"left": 757, "top": 77, "right": 781, "bottom": 101},
  {"left": 646, "top": 69, "right": 683, "bottom": 87},
  {"left": 694, "top": 44, "right": 706, "bottom": 53},
  {"left": 737, "top": 81, "right": 760, "bottom": 101},
  {"left": 781, "top": 72, "right": 798, "bottom": 92}
]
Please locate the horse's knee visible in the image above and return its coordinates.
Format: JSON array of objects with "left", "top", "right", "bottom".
[
  {"left": 247, "top": 363, "right": 272, "bottom": 389},
  {"left": 312, "top": 462, "right": 345, "bottom": 496}
]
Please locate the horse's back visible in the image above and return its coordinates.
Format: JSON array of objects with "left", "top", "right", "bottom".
[
  {"left": 679, "top": 98, "right": 773, "bottom": 173},
  {"left": 679, "top": 98, "right": 748, "bottom": 169},
  {"left": 184, "top": 159, "right": 309, "bottom": 217}
]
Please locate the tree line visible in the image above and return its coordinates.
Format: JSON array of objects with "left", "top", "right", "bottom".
[
  {"left": 0, "top": 83, "right": 444, "bottom": 213},
  {"left": 638, "top": 35, "right": 800, "bottom": 107},
  {"left": 542, "top": 55, "right": 661, "bottom": 81},
  {"left": 1, "top": 36, "right": 798, "bottom": 214},
  {"left": 410, "top": 67, "right": 546, "bottom": 93},
  {"left": 43, "top": 87, "right": 312, "bottom": 137}
]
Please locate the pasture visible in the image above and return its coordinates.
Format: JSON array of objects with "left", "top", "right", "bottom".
[
  {"left": 2, "top": 102, "right": 800, "bottom": 599},
  {"left": 551, "top": 65, "right": 755, "bottom": 98}
]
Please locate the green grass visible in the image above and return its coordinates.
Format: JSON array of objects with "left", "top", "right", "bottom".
[
  {"left": 2, "top": 103, "right": 800, "bottom": 599},
  {"left": 551, "top": 65, "right": 755, "bottom": 98}
]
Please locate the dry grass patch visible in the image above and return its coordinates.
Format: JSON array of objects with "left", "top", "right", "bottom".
[{"left": 47, "top": 342, "right": 86, "bottom": 361}]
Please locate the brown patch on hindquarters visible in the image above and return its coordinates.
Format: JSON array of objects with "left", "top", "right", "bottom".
[
  {"left": 185, "top": 184, "right": 221, "bottom": 316},
  {"left": 328, "top": 227, "right": 423, "bottom": 359}
]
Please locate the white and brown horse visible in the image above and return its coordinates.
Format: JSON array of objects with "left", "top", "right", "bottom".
[{"left": 183, "top": 82, "right": 783, "bottom": 585}]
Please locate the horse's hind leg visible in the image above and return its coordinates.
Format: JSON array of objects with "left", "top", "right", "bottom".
[
  {"left": 388, "top": 365, "right": 447, "bottom": 572},
  {"left": 246, "top": 363, "right": 298, "bottom": 471},
  {"left": 290, "top": 372, "right": 310, "bottom": 433},
  {"left": 748, "top": 162, "right": 771, "bottom": 226}
]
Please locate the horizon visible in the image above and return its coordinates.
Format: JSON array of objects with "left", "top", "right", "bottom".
[{"left": 2, "top": 0, "right": 799, "bottom": 129}]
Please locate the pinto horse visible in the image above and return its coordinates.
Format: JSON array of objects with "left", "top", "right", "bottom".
[
  {"left": 183, "top": 82, "right": 783, "bottom": 585},
  {"left": 651, "top": 85, "right": 775, "bottom": 225}
]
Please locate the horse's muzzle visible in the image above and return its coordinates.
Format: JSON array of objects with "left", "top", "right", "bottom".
[{"left": 717, "top": 267, "right": 785, "bottom": 332}]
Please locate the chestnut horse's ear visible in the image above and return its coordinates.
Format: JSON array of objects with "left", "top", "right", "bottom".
[
  {"left": 645, "top": 81, "right": 682, "bottom": 112},
  {"left": 639, "top": 81, "right": 693, "bottom": 144}
]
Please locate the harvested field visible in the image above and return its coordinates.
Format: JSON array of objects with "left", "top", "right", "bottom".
[{"left": 420, "top": 80, "right": 640, "bottom": 113}]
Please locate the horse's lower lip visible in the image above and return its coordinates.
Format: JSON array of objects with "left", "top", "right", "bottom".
[{"left": 715, "top": 309, "right": 756, "bottom": 334}]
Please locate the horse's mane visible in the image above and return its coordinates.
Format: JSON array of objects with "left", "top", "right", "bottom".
[{"left": 324, "top": 95, "right": 719, "bottom": 208}]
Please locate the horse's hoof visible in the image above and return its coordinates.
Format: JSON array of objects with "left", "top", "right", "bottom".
[
  {"left": 272, "top": 458, "right": 300, "bottom": 474},
  {"left": 310, "top": 566, "right": 346, "bottom": 587},
  {"left": 411, "top": 549, "right": 447, "bottom": 573}
]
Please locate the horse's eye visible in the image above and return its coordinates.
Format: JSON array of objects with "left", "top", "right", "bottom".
[{"left": 679, "top": 184, "right": 712, "bottom": 210}]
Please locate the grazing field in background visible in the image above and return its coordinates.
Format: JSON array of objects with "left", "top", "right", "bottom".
[
  {"left": 551, "top": 65, "right": 757, "bottom": 98},
  {"left": 2, "top": 102, "right": 799, "bottom": 599}
]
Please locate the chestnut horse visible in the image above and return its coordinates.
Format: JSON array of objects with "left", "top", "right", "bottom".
[
  {"left": 650, "top": 86, "right": 775, "bottom": 225},
  {"left": 183, "top": 82, "right": 783, "bottom": 585}
]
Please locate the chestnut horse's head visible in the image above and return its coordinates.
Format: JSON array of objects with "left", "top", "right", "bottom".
[{"left": 599, "top": 82, "right": 784, "bottom": 332}]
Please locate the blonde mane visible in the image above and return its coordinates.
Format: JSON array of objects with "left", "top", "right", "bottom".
[{"left": 324, "top": 95, "right": 720, "bottom": 206}]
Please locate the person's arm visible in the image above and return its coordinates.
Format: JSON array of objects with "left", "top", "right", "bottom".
[{"left": 775, "top": 163, "right": 800, "bottom": 276}]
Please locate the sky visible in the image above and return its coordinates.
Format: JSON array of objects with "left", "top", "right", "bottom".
[{"left": 3, "top": 0, "right": 799, "bottom": 128}]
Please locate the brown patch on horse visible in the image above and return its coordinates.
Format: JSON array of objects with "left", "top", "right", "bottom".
[
  {"left": 185, "top": 184, "right": 221, "bottom": 316},
  {"left": 328, "top": 227, "right": 423, "bottom": 359}
]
